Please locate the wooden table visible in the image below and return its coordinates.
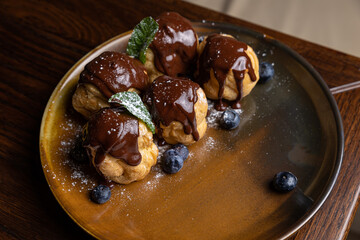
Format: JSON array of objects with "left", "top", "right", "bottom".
[{"left": 1, "top": 0, "right": 359, "bottom": 239}]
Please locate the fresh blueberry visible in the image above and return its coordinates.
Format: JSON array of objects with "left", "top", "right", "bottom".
[
  {"left": 173, "top": 143, "right": 189, "bottom": 161},
  {"left": 91, "top": 185, "right": 111, "bottom": 204},
  {"left": 198, "top": 35, "right": 204, "bottom": 44},
  {"left": 259, "top": 62, "right": 274, "bottom": 83},
  {"left": 162, "top": 149, "right": 184, "bottom": 174},
  {"left": 70, "top": 139, "right": 88, "bottom": 163},
  {"left": 272, "top": 171, "right": 298, "bottom": 192},
  {"left": 220, "top": 109, "right": 240, "bottom": 130}
]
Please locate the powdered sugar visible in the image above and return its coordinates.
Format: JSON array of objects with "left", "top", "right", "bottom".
[
  {"left": 205, "top": 136, "right": 215, "bottom": 151},
  {"left": 50, "top": 114, "right": 97, "bottom": 193},
  {"left": 156, "top": 144, "right": 171, "bottom": 161}
]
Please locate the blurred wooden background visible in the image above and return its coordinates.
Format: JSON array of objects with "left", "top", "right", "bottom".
[{"left": 185, "top": 0, "right": 360, "bottom": 58}]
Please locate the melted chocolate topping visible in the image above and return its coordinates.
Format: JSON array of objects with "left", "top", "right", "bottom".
[
  {"left": 197, "top": 34, "right": 257, "bottom": 110},
  {"left": 150, "top": 12, "right": 197, "bottom": 77},
  {"left": 145, "top": 75, "right": 200, "bottom": 141},
  {"left": 79, "top": 51, "right": 149, "bottom": 98},
  {"left": 83, "top": 108, "right": 141, "bottom": 167}
]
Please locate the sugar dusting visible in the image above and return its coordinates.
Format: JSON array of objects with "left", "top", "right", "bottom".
[
  {"left": 143, "top": 171, "right": 164, "bottom": 191},
  {"left": 50, "top": 113, "right": 96, "bottom": 193},
  {"left": 205, "top": 136, "right": 215, "bottom": 152},
  {"left": 156, "top": 144, "right": 171, "bottom": 161}
]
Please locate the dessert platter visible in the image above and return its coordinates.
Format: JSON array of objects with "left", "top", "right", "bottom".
[{"left": 39, "top": 12, "right": 343, "bottom": 240}]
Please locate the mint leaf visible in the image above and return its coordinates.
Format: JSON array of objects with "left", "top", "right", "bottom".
[
  {"left": 126, "top": 16, "right": 159, "bottom": 64},
  {"left": 109, "top": 92, "right": 155, "bottom": 134}
]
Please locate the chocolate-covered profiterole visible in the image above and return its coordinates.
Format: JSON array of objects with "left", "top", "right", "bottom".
[
  {"left": 145, "top": 75, "right": 208, "bottom": 145},
  {"left": 84, "top": 108, "right": 141, "bottom": 167},
  {"left": 145, "top": 12, "right": 198, "bottom": 81},
  {"left": 79, "top": 51, "right": 149, "bottom": 98},
  {"left": 83, "top": 108, "right": 158, "bottom": 184},
  {"left": 197, "top": 34, "right": 259, "bottom": 110},
  {"left": 72, "top": 51, "right": 150, "bottom": 118}
]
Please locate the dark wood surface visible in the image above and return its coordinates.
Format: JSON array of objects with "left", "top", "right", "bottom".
[{"left": 0, "top": 0, "right": 359, "bottom": 239}]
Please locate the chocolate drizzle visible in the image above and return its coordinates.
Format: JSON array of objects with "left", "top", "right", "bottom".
[
  {"left": 197, "top": 34, "right": 257, "bottom": 110},
  {"left": 145, "top": 75, "right": 200, "bottom": 142},
  {"left": 150, "top": 12, "right": 197, "bottom": 77},
  {"left": 79, "top": 51, "right": 149, "bottom": 98},
  {"left": 83, "top": 108, "right": 141, "bottom": 167}
]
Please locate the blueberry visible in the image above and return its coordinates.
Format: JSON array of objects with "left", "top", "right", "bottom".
[
  {"left": 173, "top": 143, "right": 189, "bottom": 161},
  {"left": 70, "top": 139, "right": 88, "bottom": 163},
  {"left": 198, "top": 35, "right": 204, "bottom": 44},
  {"left": 91, "top": 185, "right": 111, "bottom": 204},
  {"left": 272, "top": 171, "right": 298, "bottom": 192},
  {"left": 162, "top": 149, "right": 184, "bottom": 174},
  {"left": 220, "top": 109, "right": 240, "bottom": 130},
  {"left": 259, "top": 62, "right": 274, "bottom": 83}
]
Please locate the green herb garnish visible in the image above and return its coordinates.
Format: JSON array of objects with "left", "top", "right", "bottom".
[
  {"left": 126, "top": 16, "right": 159, "bottom": 64},
  {"left": 109, "top": 92, "right": 155, "bottom": 134}
]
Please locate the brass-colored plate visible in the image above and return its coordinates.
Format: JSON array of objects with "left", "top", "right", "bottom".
[{"left": 39, "top": 22, "right": 343, "bottom": 240}]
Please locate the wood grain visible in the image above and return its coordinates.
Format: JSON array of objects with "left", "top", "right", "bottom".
[{"left": 0, "top": 0, "right": 359, "bottom": 239}]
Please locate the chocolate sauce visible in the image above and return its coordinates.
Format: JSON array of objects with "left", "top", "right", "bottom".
[
  {"left": 79, "top": 51, "right": 149, "bottom": 98},
  {"left": 83, "top": 108, "right": 141, "bottom": 167},
  {"left": 197, "top": 34, "right": 257, "bottom": 110},
  {"left": 150, "top": 12, "right": 197, "bottom": 77},
  {"left": 145, "top": 75, "right": 200, "bottom": 141}
]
